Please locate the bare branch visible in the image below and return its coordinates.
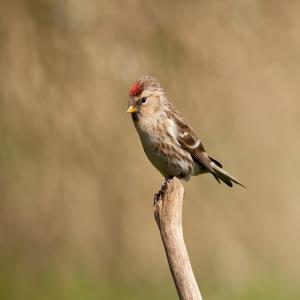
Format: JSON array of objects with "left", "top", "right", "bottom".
[{"left": 154, "top": 178, "right": 203, "bottom": 300}]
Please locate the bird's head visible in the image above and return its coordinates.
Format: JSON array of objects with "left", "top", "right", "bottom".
[{"left": 127, "top": 76, "right": 166, "bottom": 121}]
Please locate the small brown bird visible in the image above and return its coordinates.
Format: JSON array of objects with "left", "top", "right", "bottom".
[{"left": 127, "top": 75, "right": 244, "bottom": 187}]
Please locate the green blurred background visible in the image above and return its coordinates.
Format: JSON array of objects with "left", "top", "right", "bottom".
[{"left": 1, "top": 0, "right": 300, "bottom": 299}]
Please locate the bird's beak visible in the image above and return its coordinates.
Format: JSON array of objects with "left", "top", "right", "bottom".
[{"left": 127, "top": 105, "right": 138, "bottom": 113}]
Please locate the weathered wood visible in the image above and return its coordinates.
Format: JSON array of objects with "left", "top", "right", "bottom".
[{"left": 154, "top": 178, "right": 203, "bottom": 300}]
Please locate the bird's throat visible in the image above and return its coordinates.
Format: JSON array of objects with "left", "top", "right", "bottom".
[{"left": 131, "top": 112, "right": 139, "bottom": 122}]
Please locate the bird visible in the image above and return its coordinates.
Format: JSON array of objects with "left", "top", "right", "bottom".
[{"left": 127, "top": 75, "right": 244, "bottom": 188}]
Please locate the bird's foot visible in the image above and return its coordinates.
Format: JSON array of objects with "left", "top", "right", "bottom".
[
  {"left": 153, "top": 177, "right": 173, "bottom": 205},
  {"left": 153, "top": 192, "right": 161, "bottom": 205},
  {"left": 161, "top": 176, "right": 173, "bottom": 191}
]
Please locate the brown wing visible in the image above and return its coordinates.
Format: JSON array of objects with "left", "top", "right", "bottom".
[{"left": 173, "top": 114, "right": 220, "bottom": 183}]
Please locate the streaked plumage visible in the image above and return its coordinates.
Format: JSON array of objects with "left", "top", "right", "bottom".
[{"left": 127, "top": 75, "right": 244, "bottom": 187}]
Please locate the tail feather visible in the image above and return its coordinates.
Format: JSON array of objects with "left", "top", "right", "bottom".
[
  {"left": 210, "top": 161, "right": 245, "bottom": 188},
  {"left": 209, "top": 156, "right": 223, "bottom": 168}
]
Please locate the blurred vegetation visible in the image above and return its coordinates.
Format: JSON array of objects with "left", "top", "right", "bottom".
[{"left": 0, "top": 0, "right": 300, "bottom": 299}]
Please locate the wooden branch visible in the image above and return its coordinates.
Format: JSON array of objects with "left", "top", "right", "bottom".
[{"left": 154, "top": 178, "right": 203, "bottom": 300}]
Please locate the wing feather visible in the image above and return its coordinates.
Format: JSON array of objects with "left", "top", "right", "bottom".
[{"left": 173, "top": 114, "right": 220, "bottom": 182}]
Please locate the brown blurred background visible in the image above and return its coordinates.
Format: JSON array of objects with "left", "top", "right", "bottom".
[{"left": 1, "top": 0, "right": 300, "bottom": 299}]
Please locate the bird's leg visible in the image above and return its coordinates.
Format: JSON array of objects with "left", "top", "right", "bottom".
[{"left": 153, "top": 176, "right": 173, "bottom": 205}]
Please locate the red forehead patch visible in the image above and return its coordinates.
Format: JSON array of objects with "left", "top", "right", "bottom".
[{"left": 129, "top": 82, "right": 143, "bottom": 97}]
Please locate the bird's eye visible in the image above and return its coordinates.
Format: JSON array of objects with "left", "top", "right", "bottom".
[{"left": 141, "top": 97, "right": 147, "bottom": 104}]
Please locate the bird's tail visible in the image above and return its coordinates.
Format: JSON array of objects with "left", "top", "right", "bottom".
[{"left": 209, "top": 156, "right": 245, "bottom": 188}]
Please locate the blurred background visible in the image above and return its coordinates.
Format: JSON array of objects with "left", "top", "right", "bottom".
[{"left": 1, "top": 0, "right": 300, "bottom": 299}]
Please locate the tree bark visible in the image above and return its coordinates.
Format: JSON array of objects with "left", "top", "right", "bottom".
[{"left": 154, "top": 178, "right": 203, "bottom": 300}]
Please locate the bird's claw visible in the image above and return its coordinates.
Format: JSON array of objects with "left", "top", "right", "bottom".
[
  {"left": 153, "top": 192, "right": 161, "bottom": 205},
  {"left": 153, "top": 177, "right": 173, "bottom": 205},
  {"left": 162, "top": 176, "right": 173, "bottom": 189}
]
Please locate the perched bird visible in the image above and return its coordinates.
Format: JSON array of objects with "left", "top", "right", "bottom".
[{"left": 127, "top": 75, "right": 244, "bottom": 187}]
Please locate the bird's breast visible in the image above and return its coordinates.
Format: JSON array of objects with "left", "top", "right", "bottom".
[{"left": 134, "top": 118, "right": 195, "bottom": 178}]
